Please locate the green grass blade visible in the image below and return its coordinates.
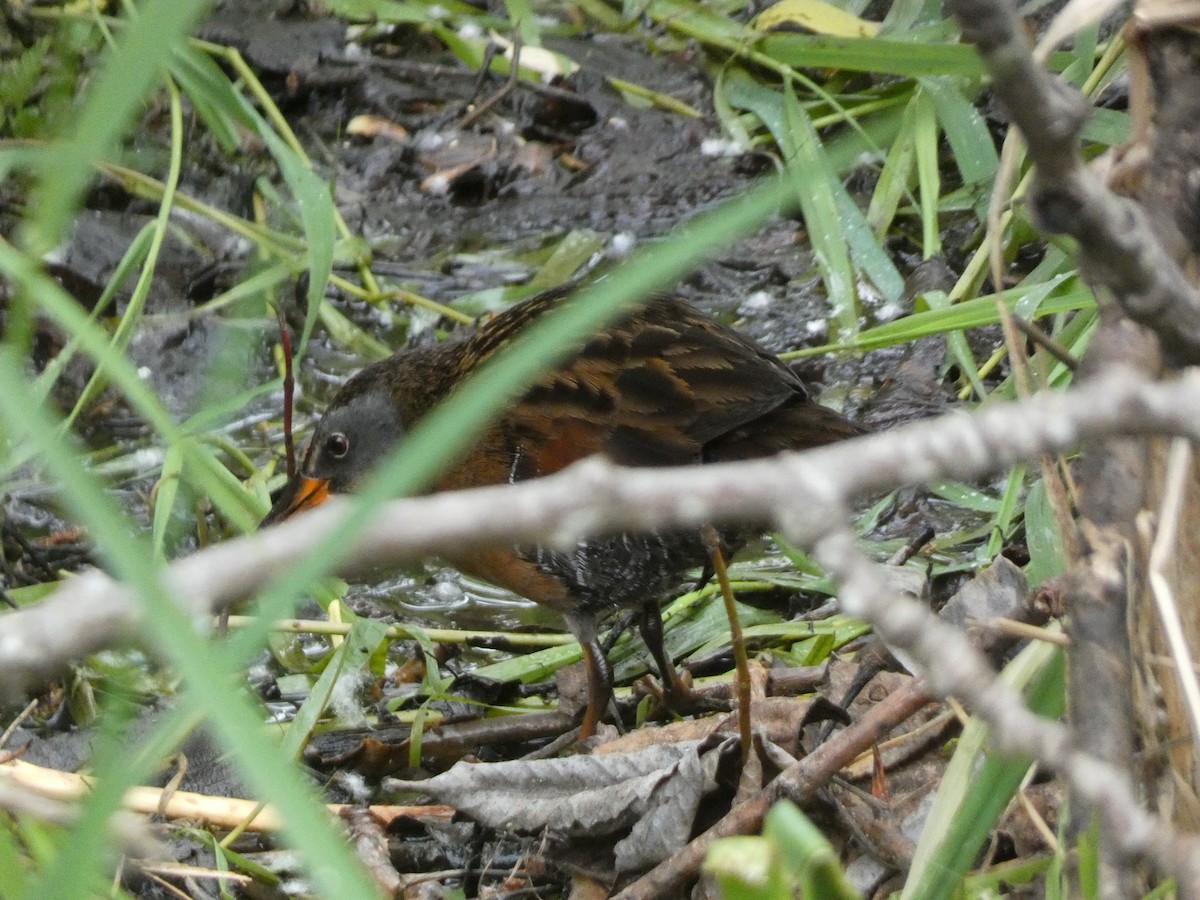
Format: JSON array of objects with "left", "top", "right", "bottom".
[
  {"left": 986, "top": 464, "right": 1027, "bottom": 558},
  {"left": 66, "top": 77, "right": 187, "bottom": 423},
  {"left": 784, "top": 279, "right": 1091, "bottom": 359},
  {"left": 21, "top": 0, "right": 216, "bottom": 254},
  {"left": 781, "top": 87, "right": 859, "bottom": 335},
  {"left": 866, "top": 97, "right": 917, "bottom": 238},
  {"left": 1081, "top": 107, "right": 1130, "bottom": 147},
  {"left": 758, "top": 34, "right": 988, "bottom": 79},
  {"left": 282, "top": 613, "right": 390, "bottom": 759},
  {"left": 912, "top": 87, "right": 942, "bottom": 258},
  {"left": 1023, "top": 478, "right": 1067, "bottom": 589},
  {"left": 0, "top": 352, "right": 380, "bottom": 899},
  {"left": 901, "top": 638, "right": 1066, "bottom": 900},
  {"left": 765, "top": 802, "right": 861, "bottom": 899},
  {"left": 0, "top": 816, "right": 30, "bottom": 897},
  {"left": 151, "top": 441, "right": 187, "bottom": 559},
  {"left": 921, "top": 75, "right": 999, "bottom": 185}
]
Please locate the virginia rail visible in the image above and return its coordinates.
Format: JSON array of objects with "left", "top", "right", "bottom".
[{"left": 266, "top": 289, "right": 862, "bottom": 736}]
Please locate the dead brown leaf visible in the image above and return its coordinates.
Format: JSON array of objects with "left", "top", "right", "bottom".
[{"left": 386, "top": 737, "right": 738, "bottom": 872}]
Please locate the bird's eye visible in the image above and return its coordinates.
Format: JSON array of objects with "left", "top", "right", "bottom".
[{"left": 325, "top": 432, "right": 350, "bottom": 459}]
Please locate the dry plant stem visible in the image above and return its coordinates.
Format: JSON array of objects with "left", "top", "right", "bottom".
[
  {"left": 840, "top": 708, "right": 958, "bottom": 781},
  {"left": 129, "top": 863, "right": 251, "bottom": 888},
  {"left": 945, "top": 0, "right": 1200, "bottom": 364},
  {"left": 976, "top": 616, "right": 1071, "bottom": 646},
  {"left": 0, "top": 758, "right": 452, "bottom": 832},
  {"left": 1011, "top": 315, "right": 1079, "bottom": 370},
  {"left": 458, "top": 33, "right": 522, "bottom": 129},
  {"left": 810, "top": 525, "right": 1200, "bottom": 895},
  {"left": 702, "top": 524, "right": 752, "bottom": 765},
  {"left": 5, "top": 370, "right": 1200, "bottom": 697},
  {"left": 274, "top": 303, "right": 296, "bottom": 480},
  {"left": 1146, "top": 438, "right": 1200, "bottom": 761},
  {"left": 612, "top": 680, "right": 932, "bottom": 899},
  {"left": 222, "top": 614, "right": 571, "bottom": 647},
  {"left": 1017, "top": 772, "right": 1060, "bottom": 853},
  {"left": 0, "top": 698, "right": 39, "bottom": 749},
  {"left": 0, "top": 781, "right": 165, "bottom": 859}
]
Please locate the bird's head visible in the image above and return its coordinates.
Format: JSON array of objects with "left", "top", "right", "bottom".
[{"left": 264, "top": 371, "right": 407, "bottom": 524}]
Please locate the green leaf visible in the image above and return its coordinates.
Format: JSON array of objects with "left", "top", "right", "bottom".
[
  {"left": 766, "top": 802, "right": 862, "bottom": 899},
  {"left": 927, "top": 480, "right": 1001, "bottom": 513},
  {"left": 923, "top": 289, "right": 987, "bottom": 396},
  {"left": 1082, "top": 108, "right": 1130, "bottom": 148},
  {"left": 900, "top": 638, "right": 1066, "bottom": 900},
  {"left": 785, "top": 284, "right": 1092, "bottom": 360},
  {"left": 0, "top": 818, "right": 30, "bottom": 898},
  {"left": 920, "top": 76, "right": 999, "bottom": 185},
  {"left": 753, "top": 0, "right": 880, "bottom": 37},
  {"left": 283, "top": 611, "right": 390, "bottom": 758},
  {"left": 781, "top": 87, "right": 859, "bottom": 335},
  {"left": 986, "top": 464, "right": 1027, "bottom": 557},
  {"left": 866, "top": 97, "right": 918, "bottom": 238},
  {"left": 758, "top": 34, "right": 989, "bottom": 79},
  {"left": 169, "top": 42, "right": 247, "bottom": 152},
  {"left": 526, "top": 229, "right": 607, "bottom": 292},
  {"left": 0, "top": 352, "right": 380, "bottom": 900},
  {"left": 151, "top": 442, "right": 187, "bottom": 559},
  {"left": 1024, "top": 479, "right": 1066, "bottom": 591},
  {"left": 912, "top": 87, "right": 941, "bottom": 258},
  {"left": 704, "top": 836, "right": 790, "bottom": 900}
]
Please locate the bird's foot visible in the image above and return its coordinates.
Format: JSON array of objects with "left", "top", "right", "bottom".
[{"left": 636, "top": 669, "right": 731, "bottom": 718}]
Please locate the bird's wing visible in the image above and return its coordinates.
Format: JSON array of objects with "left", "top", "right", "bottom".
[{"left": 490, "top": 294, "right": 815, "bottom": 473}]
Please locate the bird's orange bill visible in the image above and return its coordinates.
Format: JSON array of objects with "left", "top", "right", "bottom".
[{"left": 264, "top": 475, "right": 332, "bottom": 524}]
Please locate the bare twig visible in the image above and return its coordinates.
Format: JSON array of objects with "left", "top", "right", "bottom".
[
  {"left": 1145, "top": 438, "right": 1200, "bottom": 760},
  {"left": 809, "top": 526, "right": 1200, "bottom": 895},
  {"left": 0, "top": 699, "right": 39, "bottom": 750},
  {"left": 458, "top": 33, "right": 523, "bottom": 129},
  {"left": 613, "top": 681, "right": 933, "bottom": 898},
  {"left": 1011, "top": 315, "right": 1079, "bottom": 370},
  {"left": 3, "top": 370, "right": 1200, "bottom": 698}
]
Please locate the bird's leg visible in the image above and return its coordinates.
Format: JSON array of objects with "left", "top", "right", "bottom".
[
  {"left": 637, "top": 603, "right": 690, "bottom": 704},
  {"left": 566, "top": 612, "right": 615, "bottom": 739},
  {"left": 579, "top": 640, "right": 615, "bottom": 739},
  {"left": 636, "top": 603, "right": 730, "bottom": 717},
  {"left": 701, "top": 524, "right": 752, "bottom": 764}
]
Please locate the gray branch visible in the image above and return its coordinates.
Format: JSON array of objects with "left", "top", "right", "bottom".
[
  {"left": 810, "top": 526, "right": 1200, "bottom": 891},
  {"left": 2, "top": 369, "right": 1200, "bottom": 698},
  {"left": 5, "top": 370, "right": 1200, "bottom": 887}
]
